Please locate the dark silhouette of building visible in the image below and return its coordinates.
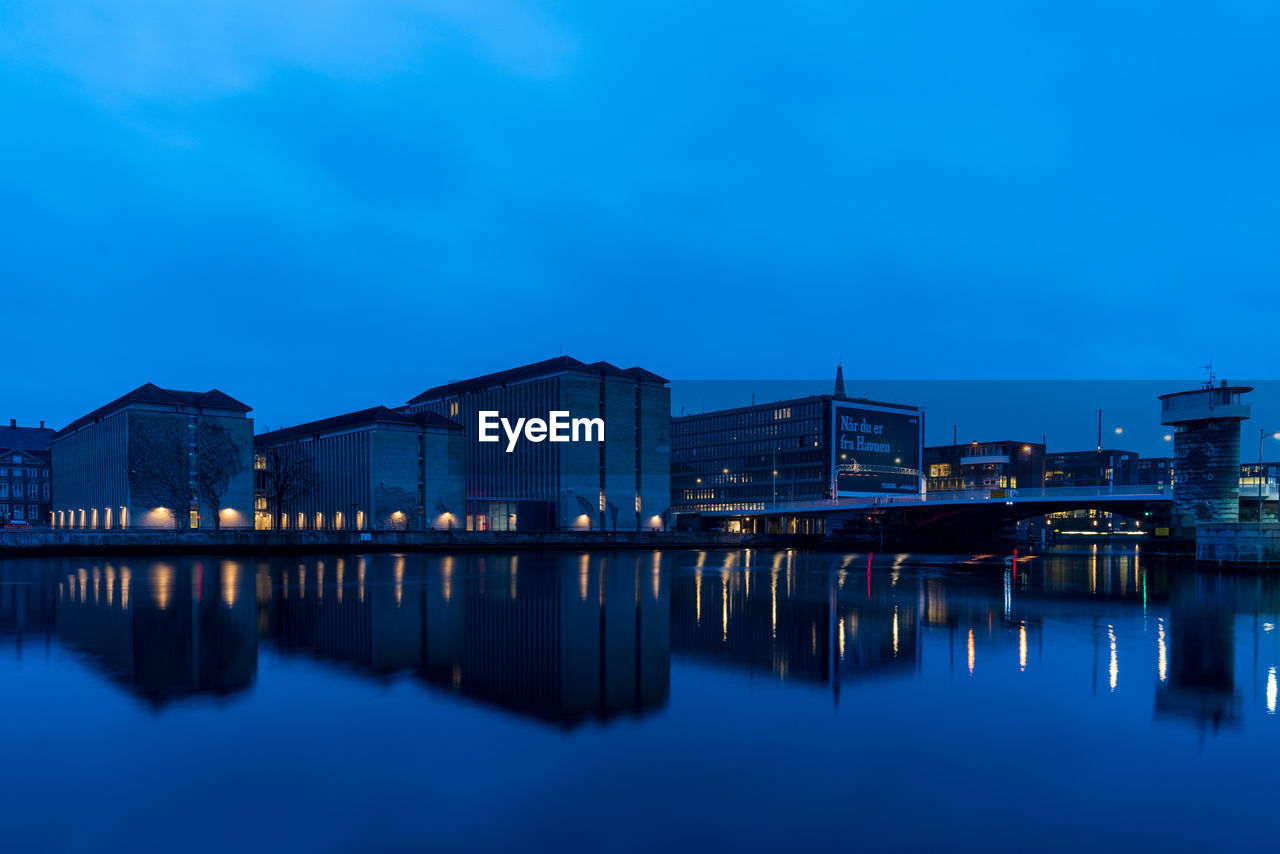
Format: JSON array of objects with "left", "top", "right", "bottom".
[{"left": 0, "top": 418, "right": 54, "bottom": 526}]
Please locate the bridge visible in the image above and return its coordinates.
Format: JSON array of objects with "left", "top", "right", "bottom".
[{"left": 691, "top": 484, "right": 1178, "bottom": 542}]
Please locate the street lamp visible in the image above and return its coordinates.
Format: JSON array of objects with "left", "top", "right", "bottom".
[{"left": 1258, "top": 429, "right": 1280, "bottom": 527}]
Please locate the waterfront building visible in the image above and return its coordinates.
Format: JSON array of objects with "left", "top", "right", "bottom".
[
  {"left": 671, "top": 368, "right": 923, "bottom": 521},
  {"left": 253, "top": 406, "right": 463, "bottom": 531},
  {"left": 924, "top": 440, "right": 1045, "bottom": 492},
  {"left": 1160, "top": 380, "right": 1253, "bottom": 533},
  {"left": 1140, "top": 456, "right": 1175, "bottom": 487},
  {"left": 402, "top": 357, "right": 670, "bottom": 532},
  {"left": 0, "top": 418, "right": 54, "bottom": 526},
  {"left": 1044, "top": 448, "right": 1140, "bottom": 488},
  {"left": 51, "top": 384, "right": 254, "bottom": 529}
]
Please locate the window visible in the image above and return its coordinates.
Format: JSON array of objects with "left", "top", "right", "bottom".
[
  {"left": 12, "top": 505, "right": 23, "bottom": 519},
  {"left": 0, "top": 484, "right": 7, "bottom": 498},
  {"left": 12, "top": 484, "right": 22, "bottom": 499},
  {"left": 28, "top": 505, "right": 37, "bottom": 521}
]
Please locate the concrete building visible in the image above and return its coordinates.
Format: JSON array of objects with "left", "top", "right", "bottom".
[
  {"left": 925, "top": 440, "right": 1045, "bottom": 492},
  {"left": 402, "top": 357, "right": 670, "bottom": 532},
  {"left": 0, "top": 418, "right": 54, "bottom": 526},
  {"left": 1160, "top": 380, "right": 1253, "bottom": 534},
  {"left": 51, "top": 384, "right": 254, "bottom": 530},
  {"left": 253, "top": 406, "right": 464, "bottom": 531}
]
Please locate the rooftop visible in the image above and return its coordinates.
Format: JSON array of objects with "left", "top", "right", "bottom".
[
  {"left": 0, "top": 422, "right": 55, "bottom": 452},
  {"left": 256, "top": 406, "right": 459, "bottom": 446},
  {"left": 54, "top": 383, "right": 252, "bottom": 439},
  {"left": 406, "top": 356, "right": 668, "bottom": 405}
]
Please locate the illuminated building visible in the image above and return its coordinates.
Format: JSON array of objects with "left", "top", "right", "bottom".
[
  {"left": 402, "top": 356, "right": 670, "bottom": 532},
  {"left": 925, "top": 440, "right": 1045, "bottom": 491},
  {"left": 253, "top": 406, "right": 464, "bottom": 531},
  {"left": 0, "top": 418, "right": 54, "bottom": 526},
  {"left": 671, "top": 366, "right": 922, "bottom": 525},
  {"left": 51, "top": 384, "right": 254, "bottom": 530}
]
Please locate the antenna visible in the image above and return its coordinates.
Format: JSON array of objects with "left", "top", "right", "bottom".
[{"left": 1199, "top": 361, "right": 1214, "bottom": 388}]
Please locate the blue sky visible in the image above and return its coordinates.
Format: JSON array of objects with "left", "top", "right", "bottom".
[{"left": 2, "top": 2, "right": 1278, "bottom": 433}]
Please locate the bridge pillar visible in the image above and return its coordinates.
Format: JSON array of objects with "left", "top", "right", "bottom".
[{"left": 1159, "top": 381, "right": 1253, "bottom": 537}]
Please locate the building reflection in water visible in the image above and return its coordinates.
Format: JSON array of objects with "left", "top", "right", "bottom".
[
  {"left": 670, "top": 550, "right": 921, "bottom": 702},
  {"left": 4, "top": 546, "right": 1280, "bottom": 731},
  {"left": 53, "top": 559, "right": 257, "bottom": 705},
  {"left": 264, "top": 552, "right": 671, "bottom": 728}
]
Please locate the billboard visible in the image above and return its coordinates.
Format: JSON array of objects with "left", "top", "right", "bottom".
[{"left": 832, "top": 401, "right": 922, "bottom": 496}]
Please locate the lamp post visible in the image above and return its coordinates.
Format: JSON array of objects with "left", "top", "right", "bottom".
[{"left": 1259, "top": 429, "right": 1280, "bottom": 527}]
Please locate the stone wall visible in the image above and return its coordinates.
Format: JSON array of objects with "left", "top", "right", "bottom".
[{"left": 1196, "top": 523, "right": 1280, "bottom": 565}]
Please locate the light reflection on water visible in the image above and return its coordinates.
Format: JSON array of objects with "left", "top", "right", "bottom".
[{"left": 1, "top": 546, "right": 1279, "bottom": 851}]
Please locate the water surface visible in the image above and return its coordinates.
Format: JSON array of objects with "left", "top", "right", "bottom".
[{"left": 1, "top": 547, "right": 1277, "bottom": 852}]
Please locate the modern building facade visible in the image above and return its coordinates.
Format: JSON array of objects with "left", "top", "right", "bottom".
[
  {"left": 672, "top": 370, "right": 923, "bottom": 516},
  {"left": 0, "top": 418, "right": 54, "bottom": 526},
  {"left": 925, "top": 441, "right": 1045, "bottom": 492},
  {"left": 402, "top": 357, "right": 670, "bottom": 532},
  {"left": 253, "top": 406, "right": 464, "bottom": 531},
  {"left": 1044, "top": 449, "right": 1141, "bottom": 488},
  {"left": 51, "top": 384, "right": 254, "bottom": 529}
]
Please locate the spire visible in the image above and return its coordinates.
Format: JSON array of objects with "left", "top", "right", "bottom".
[{"left": 834, "top": 361, "right": 845, "bottom": 397}]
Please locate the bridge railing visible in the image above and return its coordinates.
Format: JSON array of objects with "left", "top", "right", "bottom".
[{"left": 697, "top": 484, "right": 1171, "bottom": 516}]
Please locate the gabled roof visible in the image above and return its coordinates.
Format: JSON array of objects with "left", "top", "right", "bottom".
[
  {"left": 54, "top": 383, "right": 251, "bottom": 439},
  {"left": 255, "top": 405, "right": 460, "bottom": 446},
  {"left": 0, "top": 425, "right": 55, "bottom": 452},
  {"left": 406, "top": 356, "right": 668, "bottom": 405}
]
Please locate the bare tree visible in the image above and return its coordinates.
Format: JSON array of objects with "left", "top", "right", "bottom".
[
  {"left": 375, "top": 483, "right": 417, "bottom": 530},
  {"left": 196, "top": 420, "right": 244, "bottom": 530},
  {"left": 258, "top": 443, "right": 317, "bottom": 530},
  {"left": 129, "top": 414, "right": 193, "bottom": 529},
  {"left": 434, "top": 497, "right": 454, "bottom": 530}
]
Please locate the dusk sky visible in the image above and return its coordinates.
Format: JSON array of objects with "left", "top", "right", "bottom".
[{"left": 3, "top": 2, "right": 1277, "bottom": 434}]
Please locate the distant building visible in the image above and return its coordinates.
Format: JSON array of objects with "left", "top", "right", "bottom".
[
  {"left": 253, "top": 406, "right": 464, "bottom": 531},
  {"left": 1044, "top": 449, "right": 1140, "bottom": 488},
  {"left": 1140, "top": 456, "right": 1175, "bottom": 487},
  {"left": 403, "top": 357, "right": 670, "bottom": 532},
  {"left": 0, "top": 418, "right": 54, "bottom": 526},
  {"left": 671, "top": 367, "right": 923, "bottom": 518},
  {"left": 924, "top": 441, "right": 1045, "bottom": 492},
  {"left": 51, "top": 384, "right": 254, "bottom": 529}
]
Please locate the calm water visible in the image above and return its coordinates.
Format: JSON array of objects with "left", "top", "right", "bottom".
[{"left": 2, "top": 547, "right": 1278, "bottom": 852}]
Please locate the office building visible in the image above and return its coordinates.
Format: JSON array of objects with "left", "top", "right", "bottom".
[
  {"left": 672, "top": 367, "right": 923, "bottom": 515},
  {"left": 924, "top": 441, "right": 1045, "bottom": 492},
  {"left": 1044, "top": 449, "right": 1140, "bottom": 488},
  {"left": 253, "top": 406, "right": 464, "bottom": 531},
  {"left": 402, "top": 357, "right": 670, "bottom": 532},
  {"left": 51, "top": 384, "right": 254, "bottom": 529},
  {"left": 0, "top": 418, "right": 54, "bottom": 526}
]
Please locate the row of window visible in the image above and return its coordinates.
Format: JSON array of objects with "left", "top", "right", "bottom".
[
  {"left": 0, "top": 483, "right": 49, "bottom": 499},
  {"left": 0, "top": 468, "right": 49, "bottom": 479},
  {"left": 0, "top": 504, "right": 40, "bottom": 520}
]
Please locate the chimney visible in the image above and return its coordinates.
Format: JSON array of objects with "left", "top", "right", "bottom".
[
  {"left": 40, "top": 420, "right": 45, "bottom": 429},
  {"left": 834, "top": 362, "right": 845, "bottom": 397},
  {"left": 8, "top": 419, "right": 14, "bottom": 428}
]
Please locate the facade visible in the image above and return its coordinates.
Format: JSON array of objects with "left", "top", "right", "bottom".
[
  {"left": 1044, "top": 448, "right": 1140, "bottom": 488},
  {"left": 403, "top": 357, "right": 670, "bottom": 532},
  {"left": 253, "top": 406, "right": 464, "bottom": 531},
  {"left": 925, "top": 441, "right": 1045, "bottom": 492},
  {"left": 1139, "top": 456, "right": 1175, "bottom": 487},
  {"left": 51, "top": 384, "right": 254, "bottom": 530},
  {"left": 1159, "top": 381, "right": 1252, "bottom": 533},
  {"left": 672, "top": 375, "right": 923, "bottom": 515},
  {"left": 0, "top": 419, "right": 54, "bottom": 526}
]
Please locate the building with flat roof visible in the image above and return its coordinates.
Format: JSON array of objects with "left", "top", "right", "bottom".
[
  {"left": 51, "top": 384, "right": 254, "bottom": 529},
  {"left": 0, "top": 418, "right": 54, "bottom": 526},
  {"left": 1044, "top": 449, "right": 1140, "bottom": 488},
  {"left": 254, "top": 406, "right": 464, "bottom": 531},
  {"left": 402, "top": 357, "right": 670, "bottom": 532},
  {"left": 671, "top": 367, "right": 923, "bottom": 519},
  {"left": 925, "top": 440, "right": 1045, "bottom": 492}
]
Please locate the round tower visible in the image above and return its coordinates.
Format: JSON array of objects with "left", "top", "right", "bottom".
[{"left": 1159, "top": 380, "right": 1252, "bottom": 536}]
